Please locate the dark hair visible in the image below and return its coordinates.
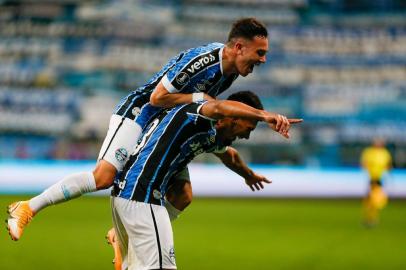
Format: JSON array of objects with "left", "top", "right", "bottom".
[
  {"left": 227, "top": 91, "right": 263, "bottom": 110},
  {"left": 227, "top": 18, "right": 268, "bottom": 42}
]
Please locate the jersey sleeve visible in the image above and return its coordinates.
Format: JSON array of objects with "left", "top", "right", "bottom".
[
  {"left": 196, "top": 101, "right": 207, "bottom": 115},
  {"left": 161, "top": 47, "right": 221, "bottom": 93},
  {"left": 182, "top": 101, "right": 217, "bottom": 131}
]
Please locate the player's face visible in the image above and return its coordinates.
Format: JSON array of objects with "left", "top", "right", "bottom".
[
  {"left": 234, "top": 36, "right": 268, "bottom": 77},
  {"left": 219, "top": 118, "right": 258, "bottom": 146}
]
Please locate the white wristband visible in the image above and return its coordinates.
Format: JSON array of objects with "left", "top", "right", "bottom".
[{"left": 192, "top": 92, "right": 205, "bottom": 103}]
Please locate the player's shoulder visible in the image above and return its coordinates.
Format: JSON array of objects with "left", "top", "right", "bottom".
[
  {"left": 183, "top": 42, "right": 224, "bottom": 57},
  {"left": 192, "top": 101, "right": 217, "bottom": 123},
  {"left": 205, "top": 42, "right": 225, "bottom": 50},
  {"left": 175, "top": 101, "right": 214, "bottom": 123},
  {"left": 168, "top": 43, "right": 223, "bottom": 83},
  {"left": 164, "top": 43, "right": 225, "bottom": 91},
  {"left": 164, "top": 103, "right": 199, "bottom": 118},
  {"left": 181, "top": 101, "right": 203, "bottom": 114},
  {"left": 156, "top": 103, "right": 212, "bottom": 132}
]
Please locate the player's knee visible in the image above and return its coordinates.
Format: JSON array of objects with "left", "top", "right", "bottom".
[
  {"left": 94, "top": 172, "right": 115, "bottom": 190},
  {"left": 93, "top": 160, "right": 117, "bottom": 190}
]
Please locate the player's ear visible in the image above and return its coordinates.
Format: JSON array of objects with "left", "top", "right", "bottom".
[
  {"left": 216, "top": 118, "right": 224, "bottom": 125},
  {"left": 234, "top": 39, "right": 243, "bottom": 54},
  {"left": 216, "top": 118, "right": 228, "bottom": 128}
]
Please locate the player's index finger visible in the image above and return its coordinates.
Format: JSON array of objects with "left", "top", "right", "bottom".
[{"left": 288, "top": 118, "right": 303, "bottom": 124}]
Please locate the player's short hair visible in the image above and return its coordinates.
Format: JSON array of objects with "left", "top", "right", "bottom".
[
  {"left": 227, "top": 91, "right": 263, "bottom": 110},
  {"left": 227, "top": 18, "right": 268, "bottom": 43}
]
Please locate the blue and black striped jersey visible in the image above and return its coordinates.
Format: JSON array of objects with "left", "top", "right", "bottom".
[
  {"left": 114, "top": 102, "right": 226, "bottom": 205},
  {"left": 113, "top": 43, "right": 238, "bottom": 126}
]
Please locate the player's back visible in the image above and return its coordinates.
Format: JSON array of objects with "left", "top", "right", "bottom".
[
  {"left": 113, "top": 42, "right": 236, "bottom": 120},
  {"left": 115, "top": 102, "right": 222, "bottom": 205}
]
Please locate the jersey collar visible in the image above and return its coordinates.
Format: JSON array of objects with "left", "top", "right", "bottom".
[{"left": 219, "top": 45, "right": 224, "bottom": 75}]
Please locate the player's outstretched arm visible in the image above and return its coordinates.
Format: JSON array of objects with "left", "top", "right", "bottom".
[
  {"left": 200, "top": 100, "right": 303, "bottom": 138},
  {"left": 215, "top": 147, "right": 271, "bottom": 191},
  {"left": 150, "top": 82, "right": 214, "bottom": 108}
]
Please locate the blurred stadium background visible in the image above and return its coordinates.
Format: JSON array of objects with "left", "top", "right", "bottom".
[{"left": 0, "top": 0, "right": 405, "bottom": 269}]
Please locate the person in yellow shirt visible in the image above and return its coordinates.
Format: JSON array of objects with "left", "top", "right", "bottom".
[{"left": 360, "top": 138, "right": 392, "bottom": 227}]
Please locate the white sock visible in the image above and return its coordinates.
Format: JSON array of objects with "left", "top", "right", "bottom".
[
  {"left": 29, "top": 172, "right": 97, "bottom": 213},
  {"left": 164, "top": 200, "right": 182, "bottom": 221}
]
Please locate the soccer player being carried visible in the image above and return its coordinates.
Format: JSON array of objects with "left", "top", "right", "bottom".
[
  {"left": 111, "top": 91, "right": 302, "bottom": 270},
  {"left": 7, "top": 17, "right": 275, "bottom": 241}
]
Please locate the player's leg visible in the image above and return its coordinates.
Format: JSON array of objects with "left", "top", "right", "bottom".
[
  {"left": 106, "top": 227, "right": 122, "bottom": 270},
  {"left": 362, "top": 180, "right": 372, "bottom": 226},
  {"left": 106, "top": 170, "right": 192, "bottom": 269},
  {"left": 111, "top": 197, "right": 130, "bottom": 270},
  {"left": 362, "top": 181, "right": 383, "bottom": 227},
  {"left": 370, "top": 180, "right": 388, "bottom": 210},
  {"left": 6, "top": 170, "right": 102, "bottom": 241},
  {"left": 6, "top": 114, "right": 142, "bottom": 240},
  {"left": 362, "top": 193, "right": 375, "bottom": 227},
  {"left": 112, "top": 196, "right": 176, "bottom": 270},
  {"left": 369, "top": 180, "right": 387, "bottom": 225}
]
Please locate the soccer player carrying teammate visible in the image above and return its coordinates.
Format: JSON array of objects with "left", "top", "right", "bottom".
[
  {"left": 360, "top": 138, "right": 392, "bottom": 227},
  {"left": 111, "top": 91, "right": 302, "bottom": 270},
  {"left": 7, "top": 18, "right": 276, "bottom": 241}
]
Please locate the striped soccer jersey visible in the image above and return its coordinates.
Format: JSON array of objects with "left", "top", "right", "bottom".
[
  {"left": 114, "top": 102, "right": 225, "bottom": 205},
  {"left": 114, "top": 42, "right": 238, "bottom": 128}
]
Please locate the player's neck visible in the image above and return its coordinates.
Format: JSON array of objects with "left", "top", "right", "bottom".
[{"left": 222, "top": 46, "right": 238, "bottom": 76}]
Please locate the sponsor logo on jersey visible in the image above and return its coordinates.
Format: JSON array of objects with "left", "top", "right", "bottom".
[
  {"left": 115, "top": 148, "right": 128, "bottom": 163},
  {"left": 175, "top": 72, "right": 190, "bottom": 85},
  {"left": 196, "top": 78, "right": 215, "bottom": 92},
  {"left": 118, "top": 179, "right": 127, "bottom": 190},
  {"left": 172, "top": 48, "right": 220, "bottom": 89},
  {"left": 132, "top": 106, "right": 141, "bottom": 117},
  {"left": 186, "top": 53, "right": 216, "bottom": 74},
  {"left": 195, "top": 83, "right": 206, "bottom": 92},
  {"left": 189, "top": 141, "right": 204, "bottom": 156},
  {"left": 153, "top": 189, "right": 162, "bottom": 200},
  {"left": 190, "top": 142, "right": 201, "bottom": 151}
]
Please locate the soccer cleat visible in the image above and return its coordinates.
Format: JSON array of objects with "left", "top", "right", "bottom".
[
  {"left": 6, "top": 201, "right": 35, "bottom": 241},
  {"left": 106, "top": 228, "right": 122, "bottom": 270}
]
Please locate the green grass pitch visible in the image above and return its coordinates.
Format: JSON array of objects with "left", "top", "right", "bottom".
[{"left": 1, "top": 195, "right": 405, "bottom": 270}]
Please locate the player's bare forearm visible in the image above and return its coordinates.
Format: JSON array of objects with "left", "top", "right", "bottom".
[
  {"left": 150, "top": 82, "right": 213, "bottom": 108},
  {"left": 215, "top": 147, "right": 253, "bottom": 179},
  {"left": 201, "top": 100, "right": 303, "bottom": 138},
  {"left": 215, "top": 147, "right": 271, "bottom": 191},
  {"left": 201, "top": 100, "right": 267, "bottom": 121}
]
